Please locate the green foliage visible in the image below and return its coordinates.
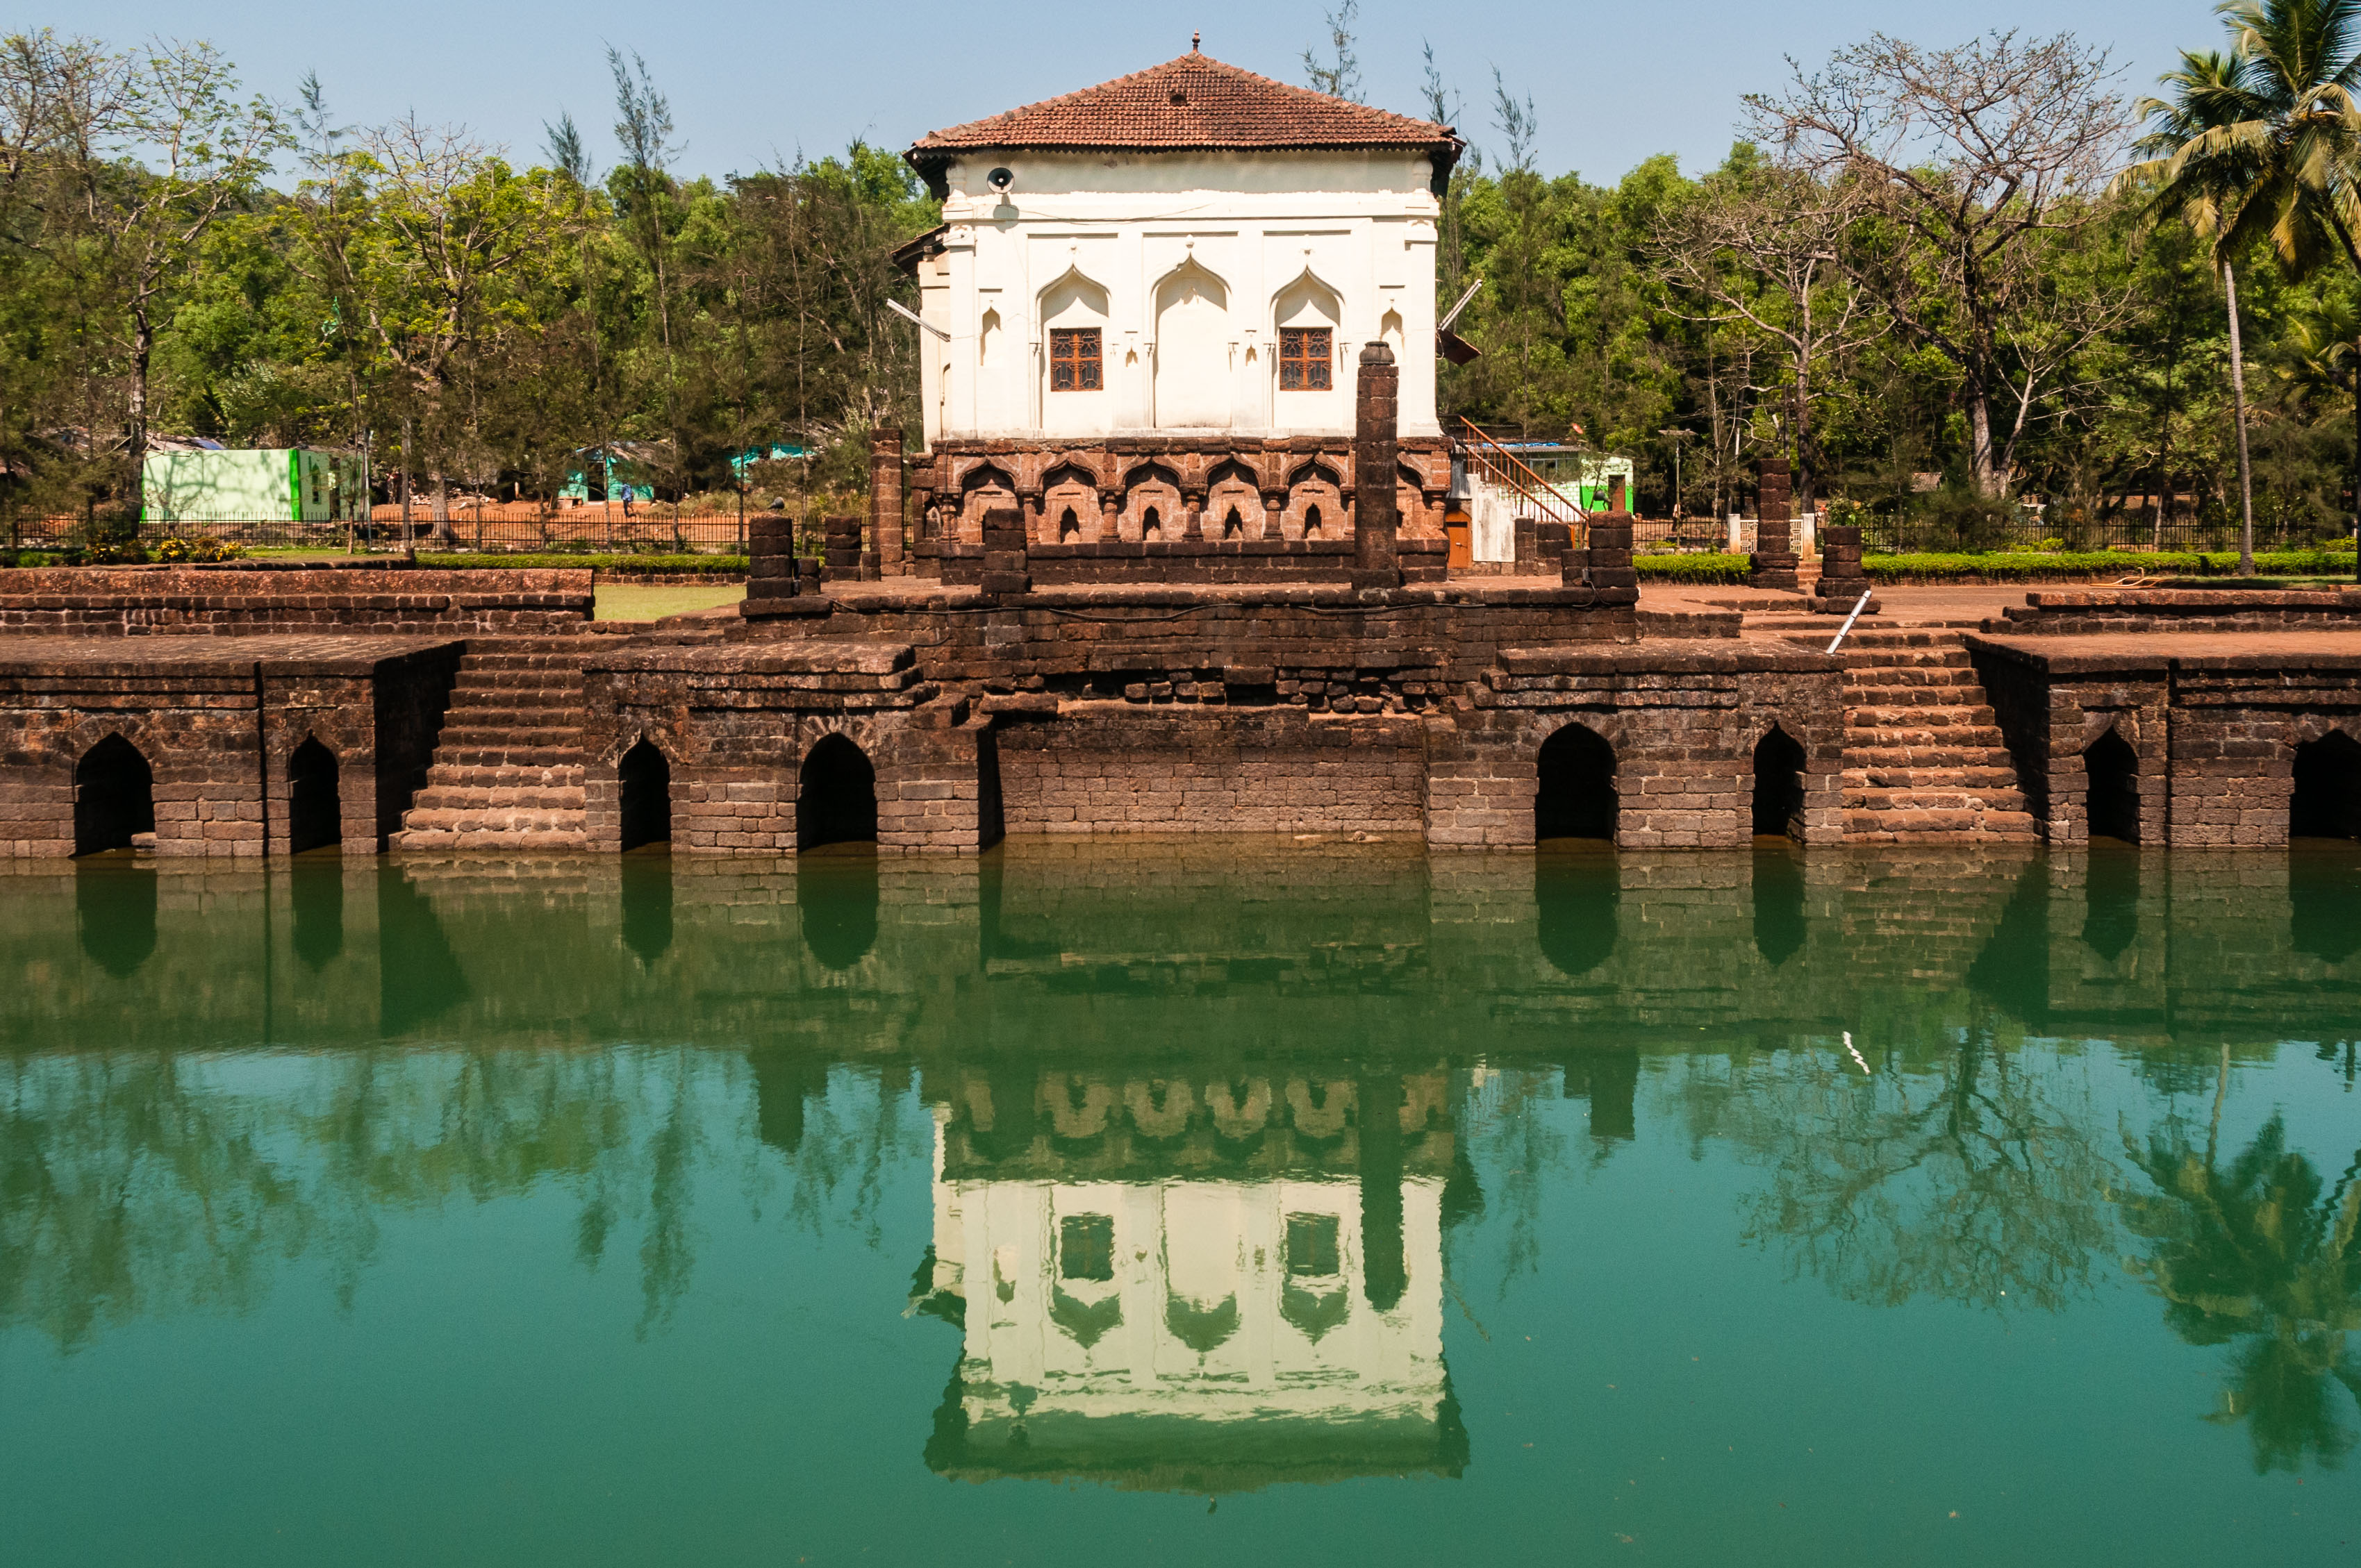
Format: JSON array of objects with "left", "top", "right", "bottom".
[
  {"left": 153, "top": 535, "right": 244, "bottom": 562},
  {"left": 1634, "top": 553, "right": 1751, "bottom": 582}
]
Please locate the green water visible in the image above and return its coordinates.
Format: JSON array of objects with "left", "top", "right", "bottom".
[{"left": 3, "top": 842, "right": 2358, "bottom": 1566}]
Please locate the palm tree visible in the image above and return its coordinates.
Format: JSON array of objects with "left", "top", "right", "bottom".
[
  {"left": 2120, "top": 50, "right": 2266, "bottom": 570},
  {"left": 2117, "top": 0, "right": 2361, "bottom": 578}
]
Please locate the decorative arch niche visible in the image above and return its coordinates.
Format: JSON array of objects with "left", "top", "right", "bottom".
[
  {"left": 954, "top": 463, "right": 1018, "bottom": 544},
  {"left": 1037, "top": 267, "right": 1111, "bottom": 433},
  {"left": 1153, "top": 259, "right": 1231, "bottom": 430},
  {"left": 1271, "top": 268, "right": 1345, "bottom": 423},
  {"left": 1119, "top": 462, "right": 1184, "bottom": 543}
]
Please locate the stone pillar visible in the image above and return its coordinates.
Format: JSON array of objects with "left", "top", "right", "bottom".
[
  {"left": 1608, "top": 473, "right": 1627, "bottom": 512},
  {"left": 1577, "top": 512, "right": 1638, "bottom": 604},
  {"left": 1352, "top": 341, "right": 1400, "bottom": 589},
  {"left": 1099, "top": 492, "right": 1120, "bottom": 542},
  {"left": 1748, "top": 458, "right": 1800, "bottom": 591},
  {"left": 821, "top": 513, "right": 863, "bottom": 584},
  {"left": 980, "top": 505, "right": 1029, "bottom": 597},
  {"left": 747, "top": 514, "right": 797, "bottom": 603},
  {"left": 1512, "top": 516, "right": 1538, "bottom": 576},
  {"left": 1812, "top": 523, "right": 1880, "bottom": 613},
  {"left": 868, "top": 428, "right": 905, "bottom": 576}
]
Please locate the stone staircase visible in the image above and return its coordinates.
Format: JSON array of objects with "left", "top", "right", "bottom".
[
  {"left": 390, "top": 636, "right": 597, "bottom": 851},
  {"left": 1839, "top": 631, "right": 2040, "bottom": 844}
]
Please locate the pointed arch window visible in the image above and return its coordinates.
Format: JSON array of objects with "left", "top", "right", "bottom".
[
  {"left": 1279, "top": 326, "right": 1332, "bottom": 390},
  {"left": 1050, "top": 327, "right": 1102, "bottom": 390}
]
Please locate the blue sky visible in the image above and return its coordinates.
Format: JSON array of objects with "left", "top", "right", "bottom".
[{"left": 58, "top": 0, "right": 2221, "bottom": 184}]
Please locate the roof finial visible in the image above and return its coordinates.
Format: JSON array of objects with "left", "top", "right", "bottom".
[{"left": 1191, "top": 30, "right": 1200, "bottom": 51}]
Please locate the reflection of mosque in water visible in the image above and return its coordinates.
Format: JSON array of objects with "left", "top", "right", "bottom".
[{"left": 909, "top": 1065, "right": 1468, "bottom": 1491}]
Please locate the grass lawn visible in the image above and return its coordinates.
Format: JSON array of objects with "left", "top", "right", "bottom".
[{"left": 593, "top": 582, "right": 746, "bottom": 622}]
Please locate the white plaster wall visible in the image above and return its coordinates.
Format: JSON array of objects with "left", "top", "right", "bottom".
[{"left": 916, "top": 150, "right": 1441, "bottom": 447}]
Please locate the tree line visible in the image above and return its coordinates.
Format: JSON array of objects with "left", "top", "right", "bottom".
[{"left": 8, "top": 8, "right": 2361, "bottom": 556}]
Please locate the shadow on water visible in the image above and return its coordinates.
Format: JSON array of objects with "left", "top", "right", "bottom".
[
  {"left": 620, "top": 851, "right": 674, "bottom": 965},
  {"left": 74, "top": 859, "right": 157, "bottom": 978},
  {"left": 290, "top": 854, "right": 346, "bottom": 971},
  {"left": 1534, "top": 846, "right": 1618, "bottom": 978},
  {"left": 1967, "top": 855, "right": 2053, "bottom": 1023},
  {"left": 799, "top": 846, "right": 879, "bottom": 970},
  {"left": 375, "top": 866, "right": 470, "bottom": 1035}
]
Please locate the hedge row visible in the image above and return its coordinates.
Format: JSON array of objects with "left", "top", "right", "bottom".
[
  {"left": 1633, "top": 553, "right": 1753, "bottom": 583},
  {"left": 1627, "top": 548, "right": 2359, "bottom": 585}
]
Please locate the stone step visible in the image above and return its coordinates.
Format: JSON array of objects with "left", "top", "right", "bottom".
[
  {"left": 418, "top": 763, "right": 588, "bottom": 789},
  {"left": 411, "top": 784, "right": 588, "bottom": 811},
  {"left": 1851, "top": 765, "right": 2023, "bottom": 790},
  {"left": 426, "top": 744, "right": 583, "bottom": 771},
  {"left": 1845, "top": 704, "right": 1999, "bottom": 728},
  {"left": 1846, "top": 649, "right": 1973, "bottom": 669},
  {"left": 1843, "top": 808, "right": 2041, "bottom": 842},
  {"left": 395, "top": 807, "right": 590, "bottom": 835},
  {"left": 1840, "top": 684, "right": 1985, "bottom": 707},
  {"left": 1847, "top": 748, "right": 2019, "bottom": 770},
  {"left": 1842, "top": 785, "right": 2029, "bottom": 812},
  {"left": 1844, "top": 665, "right": 1982, "bottom": 687},
  {"left": 452, "top": 671, "right": 587, "bottom": 693},
  {"left": 435, "top": 707, "right": 588, "bottom": 731},
  {"left": 389, "top": 826, "right": 595, "bottom": 851},
  {"left": 397, "top": 637, "right": 600, "bottom": 850}
]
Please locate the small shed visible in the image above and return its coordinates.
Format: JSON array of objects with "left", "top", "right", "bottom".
[{"left": 142, "top": 448, "right": 366, "bottom": 524}]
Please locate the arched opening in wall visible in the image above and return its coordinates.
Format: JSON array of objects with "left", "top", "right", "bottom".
[
  {"left": 1304, "top": 503, "right": 1323, "bottom": 538},
  {"left": 2084, "top": 726, "right": 2141, "bottom": 842},
  {"left": 1223, "top": 506, "right": 1243, "bottom": 538},
  {"left": 1142, "top": 506, "right": 1163, "bottom": 540},
  {"left": 799, "top": 733, "right": 877, "bottom": 851},
  {"left": 1750, "top": 725, "right": 1806, "bottom": 840},
  {"left": 2290, "top": 729, "right": 2361, "bottom": 840},
  {"left": 619, "top": 740, "right": 670, "bottom": 851},
  {"left": 74, "top": 733, "right": 154, "bottom": 857},
  {"left": 1059, "top": 506, "right": 1081, "bottom": 540},
  {"left": 1535, "top": 722, "right": 1617, "bottom": 843},
  {"left": 288, "top": 737, "right": 342, "bottom": 854}
]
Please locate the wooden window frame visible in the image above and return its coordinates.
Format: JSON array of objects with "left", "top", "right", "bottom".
[
  {"left": 1049, "top": 327, "right": 1102, "bottom": 392},
  {"left": 1279, "top": 327, "right": 1333, "bottom": 392}
]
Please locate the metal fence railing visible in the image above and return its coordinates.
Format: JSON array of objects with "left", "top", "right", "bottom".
[{"left": 4, "top": 501, "right": 770, "bottom": 556}]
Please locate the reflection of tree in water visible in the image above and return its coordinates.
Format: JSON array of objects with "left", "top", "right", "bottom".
[
  {"left": 2121, "top": 1086, "right": 2361, "bottom": 1474},
  {"left": 0, "top": 1046, "right": 921, "bottom": 1349},
  {"left": 1668, "top": 1030, "right": 2119, "bottom": 1310},
  {"left": 1456, "top": 1067, "right": 1572, "bottom": 1298}
]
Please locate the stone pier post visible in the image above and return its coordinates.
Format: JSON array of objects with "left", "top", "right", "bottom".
[
  {"left": 1352, "top": 341, "right": 1400, "bottom": 590},
  {"left": 869, "top": 428, "right": 905, "bottom": 576}
]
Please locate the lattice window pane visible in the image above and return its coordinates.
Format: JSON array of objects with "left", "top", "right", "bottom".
[
  {"left": 1279, "top": 327, "right": 1332, "bottom": 392},
  {"left": 1050, "top": 328, "right": 1102, "bottom": 392}
]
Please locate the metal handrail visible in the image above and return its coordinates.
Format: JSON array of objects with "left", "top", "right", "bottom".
[{"left": 1452, "top": 417, "right": 1589, "bottom": 535}]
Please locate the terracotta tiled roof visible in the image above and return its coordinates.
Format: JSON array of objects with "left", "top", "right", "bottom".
[{"left": 906, "top": 52, "right": 1461, "bottom": 181}]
